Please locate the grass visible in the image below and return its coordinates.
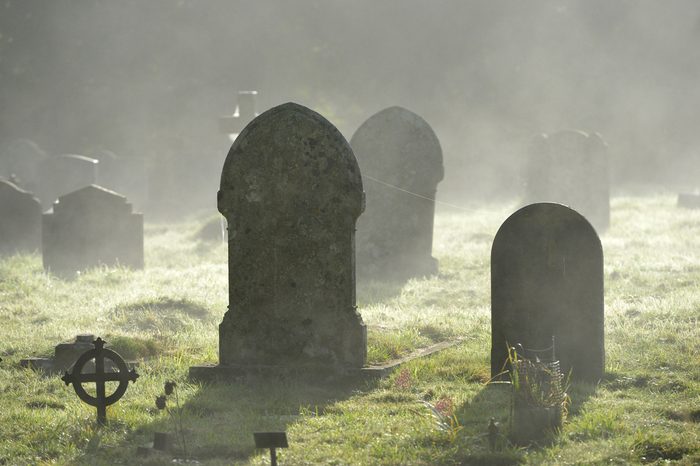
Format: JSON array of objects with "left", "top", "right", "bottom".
[{"left": 0, "top": 194, "right": 698, "bottom": 464}]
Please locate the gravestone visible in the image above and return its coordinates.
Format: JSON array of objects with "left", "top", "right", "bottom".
[
  {"left": 0, "top": 139, "right": 47, "bottom": 192},
  {"left": 0, "top": 180, "right": 42, "bottom": 254},
  {"left": 37, "top": 154, "right": 99, "bottom": 209},
  {"left": 524, "top": 130, "right": 610, "bottom": 232},
  {"left": 42, "top": 185, "right": 143, "bottom": 275},
  {"left": 194, "top": 102, "right": 366, "bottom": 375},
  {"left": 219, "top": 90, "right": 259, "bottom": 142},
  {"left": 88, "top": 149, "right": 149, "bottom": 211},
  {"left": 491, "top": 202, "right": 604, "bottom": 383},
  {"left": 350, "top": 106, "right": 444, "bottom": 280}
]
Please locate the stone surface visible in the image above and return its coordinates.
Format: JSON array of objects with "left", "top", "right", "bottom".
[
  {"left": 0, "top": 139, "right": 47, "bottom": 193},
  {"left": 0, "top": 180, "right": 42, "bottom": 255},
  {"left": 350, "top": 106, "right": 443, "bottom": 280},
  {"left": 491, "top": 202, "right": 604, "bottom": 383},
  {"left": 42, "top": 185, "right": 143, "bottom": 276},
  {"left": 216, "top": 102, "right": 366, "bottom": 369},
  {"left": 37, "top": 154, "right": 99, "bottom": 209},
  {"left": 524, "top": 130, "right": 610, "bottom": 232}
]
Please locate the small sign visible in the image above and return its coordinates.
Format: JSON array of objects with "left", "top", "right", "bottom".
[{"left": 254, "top": 431, "right": 288, "bottom": 466}]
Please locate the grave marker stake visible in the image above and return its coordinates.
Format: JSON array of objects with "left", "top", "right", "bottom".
[
  {"left": 254, "top": 432, "right": 288, "bottom": 466},
  {"left": 61, "top": 337, "right": 138, "bottom": 425}
]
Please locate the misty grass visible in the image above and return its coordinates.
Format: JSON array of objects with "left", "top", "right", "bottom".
[{"left": 0, "top": 194, "right": 699, "bottom": 464}]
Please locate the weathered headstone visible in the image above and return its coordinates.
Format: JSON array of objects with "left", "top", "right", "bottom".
[
  {"left": 524, "top": 130, "right": 610, "bottom": 232},
  {"left": 0, "top": 180, "right": 42, "bottom": 255},
  {"left": 219, "top": 90, "right": 259, "bottom": 142},
  {"left": 42, "top": 185, "right": 143, "bottom": 275},
  {"left": 37, "top": 154, "right": 99, "bottom": 209},
  {"left": 0, "top": 138, "right": 47, "bottom": 192},
  {"left": 350, "top": 106, "right": 444, "bottom": 280},
  {"left": 491, "top": 202, "right": 604, "bottom": 383},
  {"left": 192, "top": 102, "right": 366, "bottom": 377}
]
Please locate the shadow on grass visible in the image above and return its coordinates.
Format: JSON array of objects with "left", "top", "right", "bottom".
[
  {"left": 448, "top": 380, "right": 598, "bottom": 465},
  {"left": 74, "top": 373, "right": 379, "bottom": 465}
]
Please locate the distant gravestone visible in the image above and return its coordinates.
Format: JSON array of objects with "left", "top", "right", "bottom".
[
  {"left": 0, "top": 139, "right": 47, "bottom": 192},
  {"left": 197, "top": 102, "right": 366, "bottom": 374},
  {"left": 37, "top": 154, "right": 99, "bottom": 209},
  {"left": 88, "top": 149, "right": 149, "bottom": 211},
  {"left": 524, "top": 130, "right": 609, "bottom": 232},
  {"left": 0, "top": 180, "right": 42, "bottom": 254},
  {"left": 491, "top": 202, "right": 604, "bottom": 383},
  {"left": 42, "top": 185, "right": 143, "bottom": 275},
  {"left": 219, "top": 90, "right": 260, "bottom": 142},
  {"left": 350, "top": 106, "right": 444, "bottom": 280}
]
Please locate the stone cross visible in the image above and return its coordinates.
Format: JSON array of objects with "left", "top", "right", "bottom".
[
  {"left": 0, "top": 179, "right": 42, "bottom": 255},
  {"left": 524, "top": 130, "right": 610, "bottom": 233},
  {"left": 61, "top": 337, "right": 138, "bottom": 425},
  {"left": 350, "top": 106, "right": 444, "bottom": 281},
  {"left": 42, "top": 185, "right": 144, "bottom": 276},
  {"left": 491, "top": 202, "right": 604, "bottom": 383},
  {"left": 212, "top": 102, "right": 367, "bottom": 371},
  {"left": 218, "top": 90, "right": 259, "bottom": 141}
]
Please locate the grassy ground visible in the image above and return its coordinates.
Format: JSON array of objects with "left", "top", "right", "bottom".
[{"left": 0, "top": 194, "right": 698, "bottom": 465}]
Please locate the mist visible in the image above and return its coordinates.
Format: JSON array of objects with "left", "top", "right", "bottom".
[{"left": 2, "top": 0, "right": 699, "bottom": 212}]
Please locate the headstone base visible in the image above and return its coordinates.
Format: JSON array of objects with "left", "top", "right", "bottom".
[{"left": 189, "top": 340, "right": 459, "bottom": 382}]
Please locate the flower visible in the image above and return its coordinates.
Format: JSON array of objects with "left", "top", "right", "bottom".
[
  {"left": 434, "top": 396, "right": 454, "bottom": 418},
  {"left": 164, "top": 381, "right": 177, "bottom": 396},
  {"left": 394, "top": 368, "right": 413, "bottom": 391},
  {"left": 155, "top": 395, "right": 167, "bottom": 410}
]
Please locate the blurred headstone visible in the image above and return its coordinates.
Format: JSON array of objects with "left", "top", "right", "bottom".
[
  {"left": 192, "top": 102, "right": 366, "bottom": 378},
  {"left": 524, "top": 130, "right": 610, "bottom": 232},
  {"left": 42, "top": 185, "right": 143, "bottom": 276},
  {"left": 0, "top": 179, "right": 42, "bottom": 255},
  {"left": 0, "top": 138, "right": 48, "bottom": 193},
  {"left": 37, "top": 154, "right": 99, "bottom": 209},
  {"left": 491, "top": 202, "right": 604, "bottom": 383},
  {"left": 350, "top": 106, "right": 444, "bottom": 280},
  {"left": 219, "top": 90, "right": 259, "bottom": 142},
  {"left": 88, "top": 149, "right": 149, "bottom": 211},
  {"left": 677, "top": 192, "right": 700, "bottom": 209}
]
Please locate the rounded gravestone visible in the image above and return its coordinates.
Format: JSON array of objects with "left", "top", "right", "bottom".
[
  {"left": 0, "top": 180, "right": 42, "bottom": 255},
  {"left": 350, "top": 106, "right": 443, "bottom": 280},
  {"left": 217, "top": 102, "right": 366, "bottom": 368},
  {"left": 524, "top": 130, "right": 610, "bottom": 233},
  {"left": 491, "top": 202, "right": 604, "bottom": 383}
]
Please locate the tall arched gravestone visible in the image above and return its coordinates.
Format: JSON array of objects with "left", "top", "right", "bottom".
[
  {"left": 350, "top": 107, "right": 443, "bottom": 280},
  {"left": 491, "top": 203, "right": 604, "bottom": 383},
  {"left": 524, "top": 130, "right": 610, "bottom": 233},
  {"left": 216, "top": 102, "right": 366, "bottom": 369},
  {"left": 42, "top": 185, "right": 143, "bottom": 276},
  {"left": 0, "top": 180, "right": 42, "bottom": 255}
]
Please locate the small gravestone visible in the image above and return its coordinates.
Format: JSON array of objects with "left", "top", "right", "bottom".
[
  {"left": 42, "top": 185, "right": 143, "bottom": 276},
  {"left": 524, "top": 130, "right": 610, "bottom": 232},
  {"left": 350, "top": 106, "right": 444, "bottom": 280},
  {"left": 37, "top": 154, "right": 99, "bottom": 209},
  {"left": 0, "top": 180, "right": 42, "bottom": 254},
  {"left": 219, "top": 90, "right": 259, "bottom": 142},
  {"left": 191, "top": 102, "right": 366, "bottom": 378},
  {"left": 678, "top": 192, "right": 700, "bottom": 209},
  {"left": 21, "top": 334, "right": 102, "bottom": 372},
  {"left": 491, "top": 202, "right": 604, "bottom": 383},
  {"left": 0, "top": 139, "right": 47, "bottom": 192}
]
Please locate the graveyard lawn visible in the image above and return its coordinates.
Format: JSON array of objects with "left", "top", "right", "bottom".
[{"left": 0, "top": 194, "right": 698, "bottom": 465}]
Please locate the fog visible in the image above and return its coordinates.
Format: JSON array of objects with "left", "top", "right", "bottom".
[{"left": 1, "top": 0, "right": 699, "bottom": 213}]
